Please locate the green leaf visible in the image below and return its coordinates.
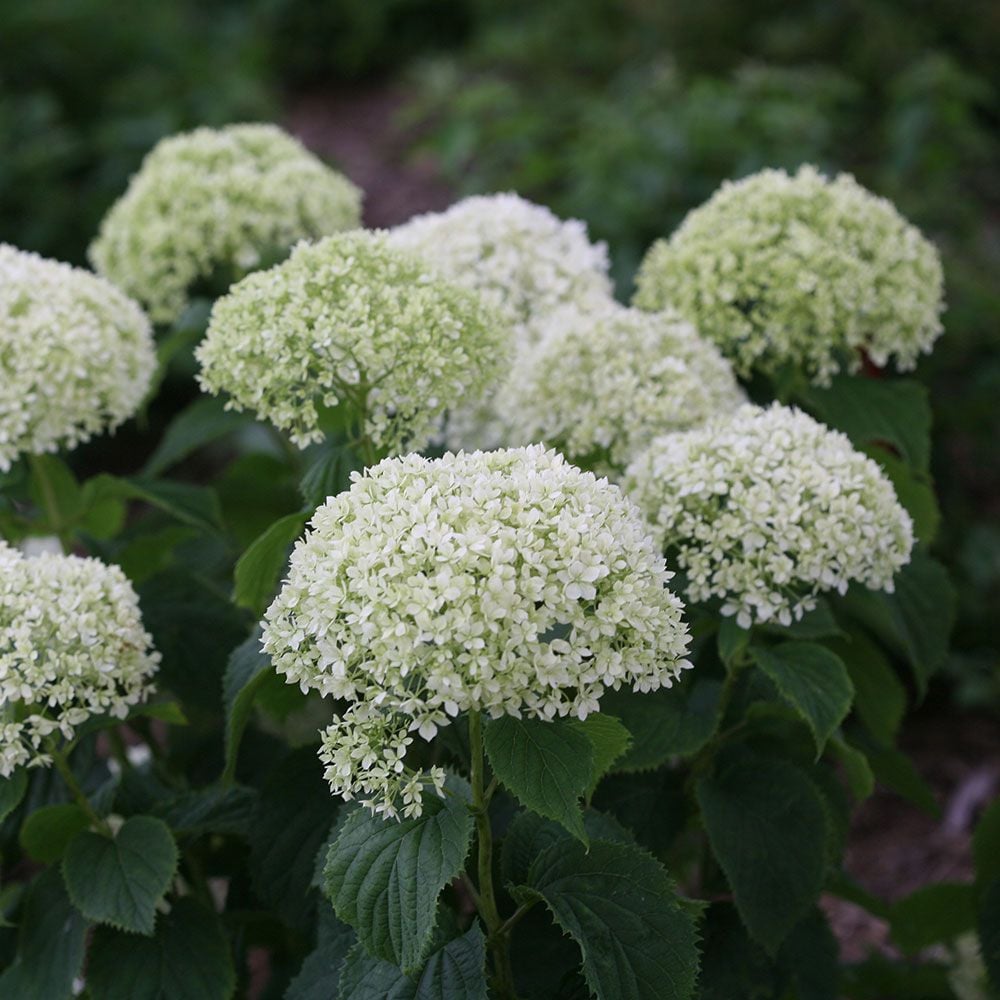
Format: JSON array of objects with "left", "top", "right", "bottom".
[
  {"left": 19, "top": 802, "right": 89, "bottom": 863},
  {"left": 28, "top": 453, "right": 82, "bottom": 532},
  {"left": 512, "top": 838, "right": 699, "bottom": 1000},
  {"left": 221, "top": 630, "right": 273, "bottom": 783},
  {"left": 717, "top": 618, "right": 750, "bottom": 667},
  {"left": 232, "top": 511, "right": 307, "bottom": 615},
  {"left": 0, "top": 769, "right": 27, "bottom": 824},
  {"left": 0, "top": 869, "right": 88, "bottom": 999},
  {"left": 890, "top": 882, "right": 976, "bottom": 954},
  {"left": 828, "top": 736, "right": 875, "bottom": 801},
  {"left": 62, "top": 816, "right": 177, "bottom": 935},
  {"left": 84, "top": 474, "right": 223, "bottom": 534},
  {"left": 567, "top": 713, "right": 631, "bottom": 798},
  {"left": 880, "top": 554, "right": 956, "bottom": 695},
  {"left": 592, "top": 768, "right": 689, "bottom": 857},
  {"left": 216, "top": 452, "right": 301, "bottom": 547},
  {"left": 696, "top": 903, "right": 774, "bottom": 1000},
  {"left": 500, "top": 809, "right": 634, "bottom": 889},
  {"left": 750, "top": 642, "right": 854, "bottom": 756},
  {"left": 156, "top": 784, "right": 257, "bottom": 838},
  {"left": 860, "top": 739, "right": 940, "bottom": 816},
  {"left": 337, "top": 924, "right": 489, "bottom": 999},
  {"left": 827, "top": 630, "right": 906, "bottom": 745},
  {"left": 974, "top": 799, "right": 1000, "bottom": 887},
  {"left": 979, "top": 878, "right": 1000, "bottom": 993},
  {"left": 799, "top": 375, "right": 931, "bottom": 472},
  {"left": 840, "top": 553, "right": 956, "bottom": 697},
  {"left": 840, "top": 954, "right": 953, "bottom": 998},
  {"left": 300, "top": 442, "right": 357, "bottom": 509},
  {"left": 757, "top": 599, "right": 845, "bottom": 641},
  {"left": 696, "top": 752, "right": 828, "bottom": 952},
  {"left": 250, "top": 746, "right": 340, "bottom": 929},
  {"left": 78, "top": 492, "right": 127, "bottom": 540},
  {"left": 139, "top": 570, "right": 251, "bottom": 711},
  {"left": 137, "top": 699, "right": 188, "bottom": 725},
  {"left": 323, "top": 776, "right": 474, "bottom": 973},
  {"left": 143, "top": 395, "right": 247, "bottom": 477},
  {"left": 286, "top": 909, "right": 356, "bottom": 1000},
  {"left": 86, "top": 897, "right": 235, "bottom": 1000},
  {"left": 601, "top": 677, "right": 723, "bottom": 772},
  {"left": 483, "top": 716, "right": 592, "bottom": 842},
  {"left": 776, "top": 908, "right": 840, "bottom": 1000},
  {"left": 863, "top": 445, "right": 940, "bottom": 545}
]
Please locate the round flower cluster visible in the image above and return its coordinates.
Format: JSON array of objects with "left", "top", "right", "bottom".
[
  {"left": 633, "top": 165, "right": 945, "bottom": 384},
  {"left": 263, "top": 445, "right": 691, "bottom": 818},
  {"left": 0, "top": 542, "right": 160, "bottom": 776},
  {"left": 196, "top": 230, "right": 506, "bottom": 456},
  {"left": 623, "top": 404, "right": 914, "bottom": 628},
  {"left": 390, "top": 194, "right": 613, "bottom": 450},
  {"left": 0, "top": 244, "right": 156, "bottom": 472},
  {"left": 389, "top": 193, "right": 611, "bottom": 341},
  {"left": 90, "top": 123, "right": 362, "bottom": 324},
  {"left": 499, "top": 298, "right": 746, "bottom": 471}
]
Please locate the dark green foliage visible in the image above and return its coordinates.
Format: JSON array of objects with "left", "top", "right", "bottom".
[
  {"left": 323, "top": 778, "right": 474, "bottom": 973},
  {"left": 696, "top": 752, "right": 828, "bottom": 952}
]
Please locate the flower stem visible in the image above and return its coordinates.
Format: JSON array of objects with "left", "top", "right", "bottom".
[
  {"left": 468, "top": 710, "right": 518, "bottom": 998},
  {"left": 51, "top": 745, "right": 112, "bottom": 836}
]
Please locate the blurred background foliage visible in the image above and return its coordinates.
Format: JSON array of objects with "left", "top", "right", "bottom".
[{"left": 1, "top": 0, "right": 997, "bottom": 706}]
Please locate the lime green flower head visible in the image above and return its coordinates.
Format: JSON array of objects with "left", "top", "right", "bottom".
[
  {"left": 90, "top": 123, "right": 362, "bottom": 323},
  {"left": 634, "top": 166, "right": 944, "bottom": 384},
  {"left": 196, "top": 230, "right": 508, "bottom": 456},
  {"left": 0, "top": 243, "right": 155, "bottom": 471}
]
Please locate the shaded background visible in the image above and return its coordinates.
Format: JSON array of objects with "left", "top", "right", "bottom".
[{"left": 2, "top": 0, "right": 998, "bottom": 946}]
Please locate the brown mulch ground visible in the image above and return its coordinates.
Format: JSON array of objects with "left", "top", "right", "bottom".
[{"left": 827, "top": 709, "right": 999, "bottom": 961}]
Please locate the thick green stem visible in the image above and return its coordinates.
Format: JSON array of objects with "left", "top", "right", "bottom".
[
  {"left": 29, "top": 454, "right": 72, "bottom": 552},
  {"left": 51, "top": 746, "right": 112, "bottom": 836},
  {"left": 468, "top": 711, "right": 518, "bottom": 998}
]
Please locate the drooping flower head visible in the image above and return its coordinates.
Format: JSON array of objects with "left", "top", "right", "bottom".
[
  {"left": 0, "top": 542, "right": 160, "bottom": 776},
  {"left": 196, "top": 230, "right": 507, "bottom": 456},
  {"left": 623, "top": 403, "right": 914, "bottom": 628},
  {"left": 390, "top": 194, "right": 613, "bottom": 450},
  {"left": 263, "top": 445, "right": 691, "bottom": 818},
  {"left": 499, "top": 298, "right": 746, "bottom": 471},
  {"left": 0, "top": 244, "right": 156, "bottom": 472},
  {"left": 634, "top": 166, "right": 945, "bottom": 385},
  {"left": 90, "top": 123, "right": 362, "bottom": 324}
]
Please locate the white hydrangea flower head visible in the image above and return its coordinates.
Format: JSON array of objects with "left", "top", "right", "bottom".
[
  {"left": 0, "top": 244, "right": 156, "bottom": 472},
  {"left": 263, "top": 445, "right": 691, "bottom": 818},
  {"left": 634, "top": 165, "right": 945, "bottom": 385},
  {"left": 195, "top": 230, "right": 507, "bottom": 456},
  {"left": 623, "top": 403, "right": 914, "bottom": 628},
  {"left": 0, "top": 542, "right": 160, "bottom": 776},
  {"left": 90, "top": 123, "right": 363, "bottom": 324},
  {"left": 389, "top": 194, "right": 613, "bottom": 450},
  {"left": 389, "top": 193, "right": 611, "bottom": 341},
  {"left": 499, "top": 297, "right": 746, "bottom": 471}
]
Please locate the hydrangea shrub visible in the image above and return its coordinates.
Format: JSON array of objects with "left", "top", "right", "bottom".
[{"left": 0, "top": 128, "right": 976, "bottom": 1000}]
